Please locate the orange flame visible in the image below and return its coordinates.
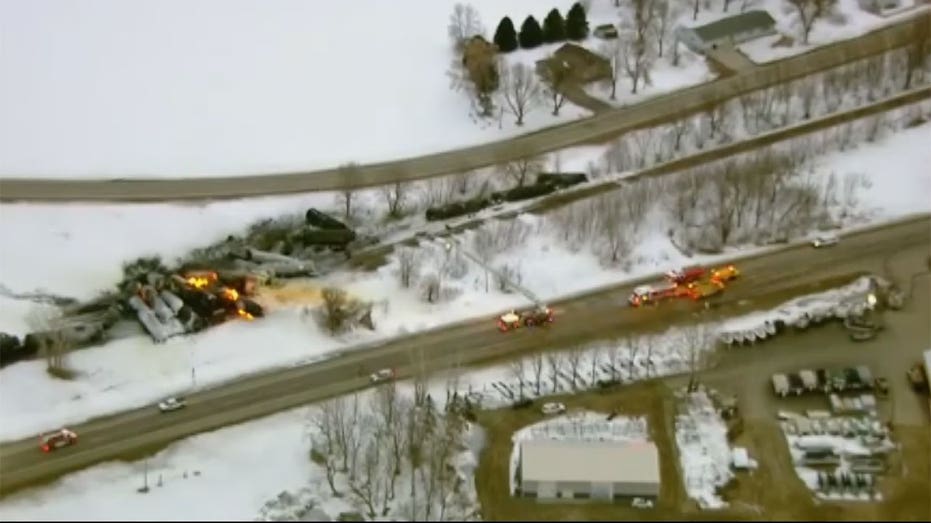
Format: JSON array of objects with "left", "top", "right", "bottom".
[
  {"left": 187, "top": 276, "right": 211, "bottom": 289},
  {"left": 237, "top": 308, "right": 254, "bottom": 320},
  {"left": 221, "top": 288, "right": 240, "bottom": 301}
]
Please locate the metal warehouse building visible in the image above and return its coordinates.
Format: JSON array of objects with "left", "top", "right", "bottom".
[{"left": 518, "top": 439, "right": 661, "bottom": 501}]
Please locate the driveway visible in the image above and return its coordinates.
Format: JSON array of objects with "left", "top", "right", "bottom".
[{"left": 708, "top": 45, "right": 757, "bottom": 74}]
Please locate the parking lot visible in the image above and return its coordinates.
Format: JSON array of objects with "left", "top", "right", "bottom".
[{"left": 691, "top": 244, "right": 930, "bottom": 519}]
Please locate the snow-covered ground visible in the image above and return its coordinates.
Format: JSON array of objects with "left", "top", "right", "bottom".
[
  {"left": 1, "top": 115, "right": 928, "bottom": 442},
  {"left": 508, "top": 411, "right": 651, "bottom": 495},
  {"left": 0, "top": 0, "right": 705, "bottom": 179},
  {"left": 673, "top": 388, "right": 735, "bottom": 510},
  {"left": 0, "top": 391, "right": 487, "bottom": 521}
]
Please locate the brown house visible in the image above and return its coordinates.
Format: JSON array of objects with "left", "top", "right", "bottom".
[
  {"left": 461, "top": 35, "right": 499, "bottom": 91},
  {"left": 535, "top": 43, "right": 612, "bottom": 84}
]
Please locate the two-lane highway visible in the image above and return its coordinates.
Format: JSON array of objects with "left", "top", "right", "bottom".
[
  {"left": 0, "top": 11, "right": 928, "bottom": 202},
  {"left": 1, "top": 215, "right": 927, "bottom": 496}
]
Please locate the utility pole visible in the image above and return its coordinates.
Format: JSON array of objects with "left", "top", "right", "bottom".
[{"left": 137, "top": 459, "right": 150, "bottom": 493}]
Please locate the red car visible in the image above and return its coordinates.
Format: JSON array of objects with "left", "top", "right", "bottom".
[{"left": 40, "top": 428, "right": 78, "bottom": 453}]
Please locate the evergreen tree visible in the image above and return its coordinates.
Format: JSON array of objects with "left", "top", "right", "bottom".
[
  {"left": 518, "top": 15, "right": 544, "bottom": 49},
  {"left": 493, "top": 16, "right": 519, "bottom": 52},
  {"left": 542, "top": 8, "right": 567, "bottom": 43},
  {"left": 565, "top": 2, "right": 590, "bottom": 40}
]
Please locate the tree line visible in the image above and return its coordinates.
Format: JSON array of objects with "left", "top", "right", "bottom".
[{"left": 492, "top": 3, "right": 591, "bottom": 53}]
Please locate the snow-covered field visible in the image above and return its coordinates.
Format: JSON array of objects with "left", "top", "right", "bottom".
[
  {"left": 0, "top": 0, "right": 701, "bottom": 179},
  {"left": 1, "top": 115, "right": 928, "bottom": 442},
  {"left": 673, "top": 388, "right": 736, "bottom": 510},
  {"left": 508, "top": 411, "right": 651, "bottom": 495}
]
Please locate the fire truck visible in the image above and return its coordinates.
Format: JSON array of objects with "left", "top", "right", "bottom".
[
  {"left": 497, "top": 306, "right": 555, "bottom": 332},
  {"left": 710, "top": 264, "right": 740, "bottom": 283},
  {"left": 665, "top": 266, "right": 707, "bottom": 285},
  {"left": 684, "top": 279, "right": 725, "bottom": 300},
  {"left": 628, "top": 282, "right": 680, "bottom": 307}
]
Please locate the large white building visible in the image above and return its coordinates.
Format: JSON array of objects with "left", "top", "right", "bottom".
[{"left": 518, "top": 439, "right": 661, "bottom": 501}]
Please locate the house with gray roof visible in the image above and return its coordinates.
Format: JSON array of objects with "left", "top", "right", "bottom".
[{"left": 674, "top": 10, "right": 778, "bottom": 54}]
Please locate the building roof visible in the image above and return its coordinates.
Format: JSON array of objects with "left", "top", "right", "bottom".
[
  {"left": 521, "top": 439, "right": 660, "bottom": 484},
  {"left": 691, "top": 10, "right": 777, "bottom": 42}
]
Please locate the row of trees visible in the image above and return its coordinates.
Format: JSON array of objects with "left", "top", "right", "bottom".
[
  {"left": 602, "top": 45, "right": 931, "bottom": 177},
  {"left": 307, "top": 376, "right": 476, "bottom": 520},
  {"left": 504, "top": 325, "right": 715, "bottom": 401},
  {"left": 492, "top": 3, "right": 591, "bottom": 53}
]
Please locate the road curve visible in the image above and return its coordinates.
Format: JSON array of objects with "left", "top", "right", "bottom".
[
  {"left": 1, "top": 215, "right": 928, "bottom": 496},
  {"left": 0, "top": 12, "right": 928, "bottom": 203}
]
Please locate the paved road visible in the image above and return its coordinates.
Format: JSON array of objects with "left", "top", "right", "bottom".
[
  {"left": 1, "top": 215, "right": 927, "bottom": 496},
  {"left": 0, "top": 12, "right": 928, "bottom": 202}
]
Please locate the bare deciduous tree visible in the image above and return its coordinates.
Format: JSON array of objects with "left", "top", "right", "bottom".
[
  {"left": 788, "top": 0, "right": 835, "bottom": 44},
  {"left": 321, "top": 287, "right": 350, "bottom": 334},
  {"left": 307, "top": 403, "right": 342, "bottom": 496},
  {"left": 349, "top": 434, "right": 385, "bottom": 519},
  {"left": 448, "top": 57, "right": 498, "bottom": 118},
  {"left": 500, "top": 154, "right": 544, "bottom": 187},
  {"left": 530, "top": 353, "right": 545, "bottom": 395},
  {"left": 862, "top": 55, "right": 887, "bottom": 101},
  {"left": 600, "top": 40, "right": 624, "bottom": 100},
  {"left": 26, "top": 307, "right": 72, "bottom": 377},
  {"left": 904, "top": 15, "right": 930, "bottom": 90},
  {"left": 588, "top": 346, "right": 602, "bottom": 384},
  {"left": 381, "top": 181, "right": 410, "bottom": 219},
  {"left": 795, "top": 77, "right": 818, "bottom": 119},
  {"left": 619, "top": 27, "right": 657, "bottom": 94},
  {"left": 421, "top": 273, "right": 442, "bottom": 304},
  {"left": 627, "top": 335, "right": 643, "bottom": 380},
  {"left": 498, "top": 61, "right": 541, "bottom": 126},
  {"left": 335, "top": 162, "right": 360, "bottom": 221},
  {"left": 545, "top": 352, "right": 564, "bottom": 392},
  {"left": 652, "top": 0, "right": 680, "bottom": 58},
  {"left": 681, "top": 324, "right": 712, "bottom": 392},
  {"left": 566, "top": 347, "right": 585, "bottom": 390},
  {"left": 509, "top": 358, "right": 528, "bottom": 399},
  {"left": 447, "top": 3, "right": 484, "bottom": 50},
  {"left": 398, "top": 248, "right": 419, "bottom": 289},
  {"left": 540, "top": 59, "right": 571, "bottom": 116}
]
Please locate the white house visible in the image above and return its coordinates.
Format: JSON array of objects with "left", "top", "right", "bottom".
[{"left": 675, "top": 10, "right": 778, "bottom": 54}]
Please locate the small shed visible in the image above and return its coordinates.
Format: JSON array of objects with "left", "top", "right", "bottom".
[
  {"left": 674, "top": 10, "right": 777, "bottom": 54},
  {"left": 593, "top": 23, "right": 619, "bottom": 39}
]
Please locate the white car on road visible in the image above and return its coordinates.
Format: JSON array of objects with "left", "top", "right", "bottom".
[
  {"left": 158, "top": 397, "right": 187, "bottom": 413},
  {"left": 369, "top": 368, "right": 396, "bottom": 383},
  {"left": 541, "top": 402, "right": 567, "bottom": 415},
  {"left": 811, "top": 234, "right": 840, "bottom": 248}
]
